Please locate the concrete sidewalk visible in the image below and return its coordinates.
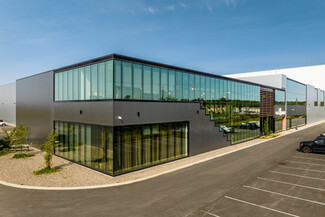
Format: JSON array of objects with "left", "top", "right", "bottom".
[{"left": 0, "top": 120, "right": 324, "bottom": 190}]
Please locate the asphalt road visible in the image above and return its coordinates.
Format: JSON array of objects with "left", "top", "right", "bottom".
[{"left": 1, "top": 123, "right": 325, "bottom": 217}]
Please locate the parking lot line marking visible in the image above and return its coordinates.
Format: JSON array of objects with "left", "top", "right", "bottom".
[
  {"left": 200, "top": 210, "right": 220, "bottom": 217},
  {"left": 286, "top": 160, "right": 325, "bottom": 167},
  {"left": 269, "top": 170, "right": 325, "bottom": 182},
  {"left": 257, "top": 177, "right": 325, "bottom": 192},
  {"left": 243, "top": 185, "right": 325, "bottom": 206},
  {"left": 292, "top": 156, "right": 325, "bottom": 162},
  {"left": 225, "top": 196, "right": 300, "bottom": 217},
  {"left": 279, "top": 165, "right": 325, "bottom": 173}
]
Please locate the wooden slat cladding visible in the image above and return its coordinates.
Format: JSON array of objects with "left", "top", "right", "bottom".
[{"left": 260, "top": 88, "right": 275, "bottom": 117}]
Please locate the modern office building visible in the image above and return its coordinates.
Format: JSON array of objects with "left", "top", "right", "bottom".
[
  {"left": 227, "top": 70, "right": 325, "bottom": 126},
  {"left": 0, "top": 54, "right": 320, "bottom": 176}
]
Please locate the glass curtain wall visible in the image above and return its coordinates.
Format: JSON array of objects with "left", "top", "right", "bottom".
[
  {"left": 286, "top": 79, "right": 307, "bottom": 129},
  {"left": 113, "top": 122, "right": 188, "bottom": 175},
  {"left": 211, "top": 80, "right": 261, "bottom": 144},
  {"left": 55, "top": 121, "right": 188, "bottom": 175},
  {"left": 54, "top": 121, "right": 114, "bottom": 175},
  {"left": 287, "top": 79, "right": 306, "bottom": 106},
  {"left": 54, "top": 60, "right": 113, "bottom": 101}
]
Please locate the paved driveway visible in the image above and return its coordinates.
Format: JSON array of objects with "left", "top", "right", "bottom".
[{"left": 0, "top": 123, "right": 324, "bottom": 217}]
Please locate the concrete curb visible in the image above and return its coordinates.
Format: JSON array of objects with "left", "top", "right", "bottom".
[{"left": 0, "top": 120, "right": 324, "bottom": 191}]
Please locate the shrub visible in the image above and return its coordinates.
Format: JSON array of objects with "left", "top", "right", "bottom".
[
  {"left": 33, "top": 166, "right": 60, "bottom": 175},
  {"left": 3, "top": 123, "right": 30, "bottom": 153},
  {"left": 13, "top": 153, "right": 35, "bottom": 159},
  {"left": 0, "top": 148, "right": 10, "bottom": 157},
  {"left": 0, "top": 139, "right": 10, "bottom": 150}
]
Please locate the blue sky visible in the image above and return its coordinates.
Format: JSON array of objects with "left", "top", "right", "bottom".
[{"left": 1, "top": 0, "right": 325, "bottom": 85}]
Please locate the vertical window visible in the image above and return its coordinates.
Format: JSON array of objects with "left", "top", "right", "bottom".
[
  {"left": 58, "top": 72, "right": 63, "bottom": 101},
  {"left": 55, "top": 73, "right": 59, "bottom": 101},
  {"left": 189, "top": 74, "right": 195, "bottom": 101},
  {"left": 160, "top": 69, "right": 168, "bottom": 100},
  {"left": 63, "top": 71, "right": 68, "bottom": 100},
  {"left": 315, "top": 88, "right": 318, "bottom": 106},
  {"left": 73, "top": 69, "right": 79, "bottom": 100},
  {"left": 152, "top": 125, "right": 159, "bottom": 163},
  {"left": 152, "top": 67, "right": 160, "bottom": 100},
  {"left": 132, "top": 126, "right": 142, "bottom": 168},
  {"left": 175, "top": 71, "right": 183, "bottom": 101},
  {"left": 159, "top": 124, "right": 168, "bottom": 161},
  {"left": 79, "top": 67, "right": 85, "bottom": 100},
  {"left": 105, "top": 61, "right": 113, "bottom": 99},
  {"left": 122, "top": 62, "right": 133, "bottom": 99},
  {"left": 85, "top": 125, "right": 92, "bottom": 166},
  {"left": 133, "top": 64, "right": 143, "bottom": 100},
  {"left": 206, "top": 77, "right": 211, "bottom": 100},
  {"left": 85, "top": 66, "right": 91, "bottom": 100},
  {"left": 91, "top": 64, "right": 98, "bottom": 100},
  {"left": 182, "top": 73, "right": 189, "bottom": 101},
  {"left": 113, "top": 127, "right": 122, "bottom": 171},
  {"left": 194, "top": 75, "right": 200, "bottom": 100},
  {"left": 122, "top": 127, "right": 132, "bottom": 171},
  {"left": 67, "top": 70, "right": 73, "bottom": 100},
  {"left": 68, "top": 123, "right": 74, "bottom": 160},
  {"left": 143, "top": 66, "right": 152, "bottom": 100},
  {"left": 168, "top": 123, "right": 175, "bottom": 158},
  {"left": 200, "top": 75, "right": 206, "bottom": 100},
  {"left": 98, "top": 62, "right": 105, "bottom": 99},
  {"left": 215, "top": 78, "right": 219, "bottom": 118},
  {"left": 168, "top": 70, "right": 175, "bottom": 100},
  {"left": 211, "top": 78, "right": 215, "bottom": 100},
  {"left": 90, "top": 125, "right": 99, "bottom": 170},
  {"left": 79, "top": 124, "right": 85, "bottom": 164},
  {"left": 74, "top": 124, "right": 79, "bottom": 162},
  {"left": 114, "top": 61, "right": 122, "bottom": 99},
  {"left": 142, "top": 126, "right": 151, "bottom": 165}
]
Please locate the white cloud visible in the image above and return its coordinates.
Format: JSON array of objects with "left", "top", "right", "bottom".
[
  {"left": 168, "top": 5, "right": 175, "bottom": 11},
  {"left": 147, "top": 6, "right": 158, "bottom": 14},
  {"left": 205, "top": 0, "right": 213, "bottom": 12},
  {"left": 223, "top": 0, "right": 238, "bottom": 6},
  {"left": 180, "top": 2, "right": 187, "bottom": 8}
]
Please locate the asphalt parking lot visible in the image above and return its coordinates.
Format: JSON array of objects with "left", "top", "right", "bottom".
[{"left": 198, "top": 151, "right": 325, "bottom": 217}]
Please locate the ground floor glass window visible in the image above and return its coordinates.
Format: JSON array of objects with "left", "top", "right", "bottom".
[{"left": 54, "top": 121, "right": 188, "bottom": 175}]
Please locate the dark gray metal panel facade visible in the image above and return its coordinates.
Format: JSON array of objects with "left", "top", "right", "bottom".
[
  {"left": 53, "top": 101, "right": 113, "bottom": 126},
  {"left": 113, "top": 101, "right": 231, "bottom": 156},
  {"left": 16, "top": 71, "right": 53, "bottom": 147}
]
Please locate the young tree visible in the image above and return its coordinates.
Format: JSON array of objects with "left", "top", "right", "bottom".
[
  {"left": 42, "top": 129, "right": 57, "bottom": 169},
  {"left": 14, "top": 123, "right": 30, "bottom": 145},
  {"left": 263, "top": 114, "right": 270, "bottom": 136},
  {"left": 3, "top": 123, "right": 30, "bottom": 151}
]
